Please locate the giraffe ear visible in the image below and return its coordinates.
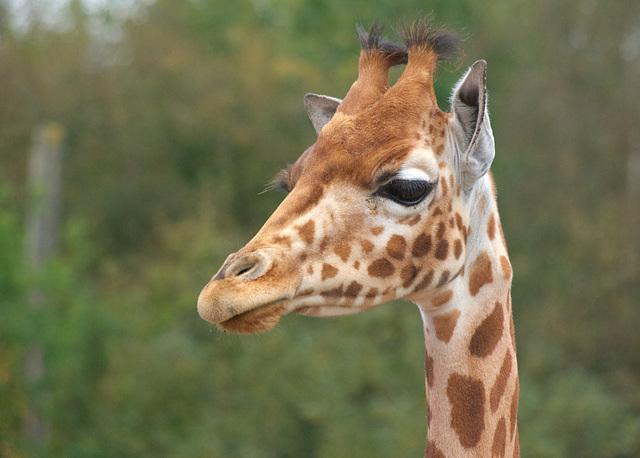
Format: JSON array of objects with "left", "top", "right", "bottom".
[
  {"left": 304, "top": 93, "right": 342, "bottom": 135},
  {"left": 450, "top": 60, "right": 495, "bottom": 192}
]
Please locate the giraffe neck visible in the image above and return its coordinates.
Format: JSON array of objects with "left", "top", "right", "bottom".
[{"left": 415, "top": 176, "right": 519, "bottom": 457}]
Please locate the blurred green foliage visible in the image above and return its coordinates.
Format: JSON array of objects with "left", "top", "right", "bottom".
[{"left": 1, "top": 0, "right": 639, "bottom": 456}]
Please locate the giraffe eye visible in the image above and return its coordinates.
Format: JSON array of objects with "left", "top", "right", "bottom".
[{"left": 377, "top": 179, "right": 434, "bottom": 206}]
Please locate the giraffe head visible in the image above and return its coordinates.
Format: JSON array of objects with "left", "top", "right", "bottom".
[{"left": 198, "top": 20, "right": 496, "bottom": 333}]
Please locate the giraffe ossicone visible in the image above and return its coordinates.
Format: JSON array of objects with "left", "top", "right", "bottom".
[{"left": 198, "top": 19, "right": 519, "bottom": 457}]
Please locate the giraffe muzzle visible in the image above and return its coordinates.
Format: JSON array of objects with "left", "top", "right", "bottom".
[{"left": 197, "top": 248, "right": 300, "bottom": 332}]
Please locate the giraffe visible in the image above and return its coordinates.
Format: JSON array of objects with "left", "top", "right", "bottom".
[{"left": 198, "top": 19, "right": 519, "bottom": 457}]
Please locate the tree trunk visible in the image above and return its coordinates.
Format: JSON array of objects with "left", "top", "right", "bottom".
[{"left": 23, "top": 122, "right": 65, "bottom": 444}]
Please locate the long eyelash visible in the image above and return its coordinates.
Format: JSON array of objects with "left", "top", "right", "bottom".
[
  {"left": 266, "top": 167, "right": 293, "bottom": 193},
  {"left": 394, "top": 179, "right": 432, "bottom": 195}
]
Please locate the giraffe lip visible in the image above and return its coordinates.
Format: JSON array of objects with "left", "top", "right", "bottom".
[
  {"left": 293, "top": 306, "right": 314, "bottom": 315},
  {"left": 217, "top": 299, "right": 291, "bottom": 334}
]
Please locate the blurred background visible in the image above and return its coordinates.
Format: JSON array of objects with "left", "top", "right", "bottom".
[{"left": 1, "top": 0, "right": 639, "bottom": 456}]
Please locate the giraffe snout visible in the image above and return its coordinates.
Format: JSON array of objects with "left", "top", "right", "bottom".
[{"left": 197, "top": 247, "right": 298, "bottom": 332}]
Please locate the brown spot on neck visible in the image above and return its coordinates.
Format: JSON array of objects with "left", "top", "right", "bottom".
[
  {"left": 469, "top": 301, "right": 504, "bottom": 358},
  {"left": 469, "top": 251, "right": 493, "bottom": 296},
  {"left": 510, "top": 378, "right": 519, "bottom": 441},
  {"left": 492, "top": 417, "right": 507, "bottom": 457},
  {"left": 500, "top": 255, "right": 512, "bottom": 280},
  {"left": 425, "top": 350, "right": 435, "bottom": 388},
  {"left": 509, "top": 298, "right": 517, "bottom": 351},
  {"left": 432, "top": 309, "right": 461, "bottom": 343},
  {"left": 447, "top": 373, "right": 485, "bottom": 448},
  {"left": 487, "top": 213, "right": 496, "bottom": 240},
  {"left": 490, "top": 350, "right": 513, "bottom": 411}
]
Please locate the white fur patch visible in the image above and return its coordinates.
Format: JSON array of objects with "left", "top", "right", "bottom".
[{"left": 396, "top": 167, "right": 433, "bottom": 182}]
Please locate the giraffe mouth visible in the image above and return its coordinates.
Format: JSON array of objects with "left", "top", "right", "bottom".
[{"left": 217, "top": 300, "right": 289, "bottom": 334}]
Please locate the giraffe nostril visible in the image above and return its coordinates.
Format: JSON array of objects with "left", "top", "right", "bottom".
[
  {"left": 234, "top": 265, "right": 253, "bottom": 277},
  {"left": 225, "top": 252, "right": 270, "bottom": 281},
  {"left": 230, "top": 261, "right": 257, "bottom": 278}
]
